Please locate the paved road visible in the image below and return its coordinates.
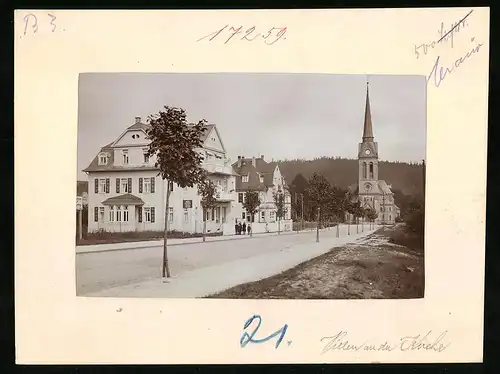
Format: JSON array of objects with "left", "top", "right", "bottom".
[{"left": 76, "top": 227, "right": 362, "bottom": 295}]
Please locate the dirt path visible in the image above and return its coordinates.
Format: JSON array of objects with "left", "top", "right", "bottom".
[{"left": 208, "top": 225, "right": 424, "bottom": 299}]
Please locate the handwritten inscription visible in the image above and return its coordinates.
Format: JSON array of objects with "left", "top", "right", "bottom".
[
  {"left": 21, "top": 13, "right": 60, "bottom": 36},
  {"left": 198, "top": 25, "right": 287, "bottom": 45},
  {"left": 240, "top": 314, "right": 288, "bottom": 349},
  {"left": 321, "top": 330, "right": 451, "bottom": 354},
  {"left": 427, "top": 37, "right": 483, "bottom": 88},
  {"left": 414, "top": 10, "right": 473, "bottom": 59}
]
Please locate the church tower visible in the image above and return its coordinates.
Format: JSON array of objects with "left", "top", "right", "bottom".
[{"left": 358, "top": 82, "right": 379, "bottom": 199}]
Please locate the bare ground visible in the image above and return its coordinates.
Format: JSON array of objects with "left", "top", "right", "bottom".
[{"left": 207, "top": 224, "right": 424, "bottom": 299}]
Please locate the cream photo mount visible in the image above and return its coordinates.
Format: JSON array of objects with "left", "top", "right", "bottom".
[{"left": 14, "top": 8, "right": 489, "bottom": 364}]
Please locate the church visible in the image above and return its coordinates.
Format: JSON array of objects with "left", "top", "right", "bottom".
[{"left": 346, "top": 83, "right": 400, "bottom": 225}]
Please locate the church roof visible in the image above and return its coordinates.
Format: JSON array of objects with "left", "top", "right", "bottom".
[{"left": 362, "top": 82, "right": 374, "bottom": 142}]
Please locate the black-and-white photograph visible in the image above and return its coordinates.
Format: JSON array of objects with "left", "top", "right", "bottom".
[{"left": 76, "top": 73, "right": 426, "bottom": 299}]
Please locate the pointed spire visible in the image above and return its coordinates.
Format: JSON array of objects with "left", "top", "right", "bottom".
[{"left": 363, "top": 80, "right": 374, "bottom": 142}]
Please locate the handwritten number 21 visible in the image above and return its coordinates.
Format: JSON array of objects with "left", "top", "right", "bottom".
[{"left": 240, "top": 314, "right": 288, "bottom": 349}]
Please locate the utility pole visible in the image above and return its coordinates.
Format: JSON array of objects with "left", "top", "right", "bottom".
[
  {"left": 382, "top": 192, "right": 386, "bottom": 227},
  {"left": 316, "top": 206, "right": 320, "bottom": 242},
  {"left": 301, "top": 193, "right": 304, "bottom": 231}
]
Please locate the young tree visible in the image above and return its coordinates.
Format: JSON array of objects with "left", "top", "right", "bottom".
[
  {"left": 306, "top": 173, "right": 333, "bottom": 243},
  {"left": 343, "top": 190, "right": 355, "bottom": 235},
  {"left": 242, "top": 190, "right": 261, "bottom": 237},
  {"left": 365, "top": 208, "right": 378, "bottom": 229},
  {"left": 273, "top": 189, "right": 286, "bottom": 235},
  {"left": 146, "top": 106, "right": 208, "bottom": 278},
  {"left": 198, "top": 178, "right": 217, "bottom": 242},
  {"left": 351, "top": 201, "right": 363, "bottom": 234}
]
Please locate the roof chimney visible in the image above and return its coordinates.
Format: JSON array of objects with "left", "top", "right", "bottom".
[
  {"left": 252, "top": 156, "right": 256, "bottom": 167},
  {"left": 261, "top": 155, "right": 264, "bottom": 160},
  {"left": 237, "top": 156, "right": 242, "bottom": 168},
  {"left": 135, "top": 116, "right": 141, "bottom": 123}
]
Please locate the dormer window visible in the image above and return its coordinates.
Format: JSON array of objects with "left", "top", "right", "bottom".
[
  {"left": 132, "top": 134, "right": 140, "bottom": 140},
  {"left": 122, "top": 150, "right": 129, "bottom": 165},
  {"left": 259, "top": 174, "right": 264, "bottom": 183},
  {"left": 143, "top": 149, "right": 149, "bottom": 163},
  {"left": 242, "top": 175, "right": 249, "bottom": 183},
  {"left": 98, "top": 153, "right": 107, "bottom": 165}
]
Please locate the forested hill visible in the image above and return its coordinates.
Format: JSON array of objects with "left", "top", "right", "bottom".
[{"left": 277, "top": 157, "right": 425, "bottom": 197}]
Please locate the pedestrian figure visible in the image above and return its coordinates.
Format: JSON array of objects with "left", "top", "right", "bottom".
[
  {"left": 242, "top": 221, "right": 247, "bottom": 235},
  {"left": 238, "top": 222, "right": 242, "bottom": 235},
  {"left": 247, "top": 224, "right": 251, "bottom": 235},
  {"left": 234, "top": 219, "right": 239, "bottom": 235}
]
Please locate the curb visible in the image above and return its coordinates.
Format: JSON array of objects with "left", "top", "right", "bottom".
[{"left": 75, "top": 227, "right": 342, "bottom": 255}]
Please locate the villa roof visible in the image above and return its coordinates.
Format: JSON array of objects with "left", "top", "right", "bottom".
[
  {"left": 231, "top": 157, "right": 281, "bottom": 192},
  {"left": 101, "top": 193, "right": 145, "bottom": 206}
]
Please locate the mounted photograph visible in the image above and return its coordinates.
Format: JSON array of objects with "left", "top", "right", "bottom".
[{"left": 76, "top": 73, "right": 426, "bottom": 299}]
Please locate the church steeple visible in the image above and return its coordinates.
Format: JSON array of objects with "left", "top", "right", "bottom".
[{"left": 362, "top": 81, "right": 374, "bottom": 142}]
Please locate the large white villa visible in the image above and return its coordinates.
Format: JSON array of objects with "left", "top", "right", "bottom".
[{"left": 83, "top": 117, "right": 293, "bottom": 235}]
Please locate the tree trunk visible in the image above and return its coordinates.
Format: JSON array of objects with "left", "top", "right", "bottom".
[
  {"left": 162, "top": 184, "right": 171, "bottom": 278},
  {"left": 336, "top": 221, "right": 339, "bottom": 238},
  {"left": 278, "top": 218, "right": 281, "bottom": 235},
  {"left": 316, "top": 207, "right": 320, "bottom": 243},
  {"left": 347, "top": 214, "right": 350, "bottom": 235},
  {"left": 250, "top": 215, "right": 253, "bottom": 237},
  {"left": 203, "top": 212, "right": 207, "bottom": 242},
  {"left": 361, "top": 217, "right": 364, "bottom": 232},
  {"left": 356, "top": 217, "right": 359, "bottom": 234}
]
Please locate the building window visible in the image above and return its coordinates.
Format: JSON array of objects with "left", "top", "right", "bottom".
[
  {"left": 369, "top": 162, "right": 374, "bottom": 179},
  {"left": 143, "top": 149, "right": 149, "bottom": 163},
  {"left": 122, "top": 150, "right": 129, "bottom": 164},
  {"left": 238, "top": 193, "right": 244, "bottom": 203},
  {"left": 121, "top": 178, "right": 129, "bottom": 193},
  {"left": 223, "top": 179, "right": 228, "bottom": 192},
  {"left": 99, "top": 178, "right": 107, "bottom": 193},
  {"left": 206, "top": 209, "right": 211, "bottom": 221},
  {"left": 206, "top": 152, "right": 213, "bottom": 160},
  {"left": 123, "top": 206, "right": 129, "bottom": 222},
  {"left": 261, "top": 211, "right": 265, "bottom": 222},
  {"left": 242, "top": 175, "right": 249, "bottom": 183},
  {"left": 246, "top": 212, "right": 252, "bottom": 223},
  {"left": 380, "top": 207, "right": 383, "bottom": 212},
  {"left": 144, "top": 178, "right": 151, "bottom": 193},
  {"left": 116, "top": 206, "right": 122, "bottom": 222},
  {"left": 169, "top": 207, "right": 174, "bottom": 223},
  {"left": 241, "top": 212, "right": 246, "bottom": 220},
  {"left": 363, "top": 162, "right": 367, "bottom": 179},
  {"left": 259, "top": 175, "right": 264, "bottom": 183},
  {"left": 99, "top": 207, "right": 105, "bottom": 222},
  {"left": 270, "top": 211, "right": 276, "bottom": 222},
  {"left": 98, "top": 153, "right": 107, "bottom": 165},
  {"left": 216, "top": 207, "right": 221, "bottom": 223},
  {"left": 184, "top": 209, "right": 189, "bottom": 223},
  {"left": 109, "top": 206, "right": 114, "bottom": 222},
  {"left": 389, "top": 215, "right": 391, "bottom": 221},
  {"left": 222, "top": 207, "right": 227, "bottom": 223},
  {"left": 144, "top": 207, "right": 152, "bottom": 222}
]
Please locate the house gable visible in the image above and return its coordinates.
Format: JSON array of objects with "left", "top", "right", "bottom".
[
  {"left": 202, "top": 126, "right": 226, "bottom": 154},
  {"left": 112, "top": 129, "right": 149, "bottom": 147}
]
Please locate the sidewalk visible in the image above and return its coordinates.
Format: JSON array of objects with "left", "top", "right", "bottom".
[
  {"left": 76, "top": 226, "right": 344, "bottom": 254},
  {"left": 85, "top": 226, "right": 378, "bottom": 298}
]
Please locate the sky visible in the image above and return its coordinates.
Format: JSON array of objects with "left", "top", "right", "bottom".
[{"left": 77, "top": 73, "right": 426, "bottom": 181}]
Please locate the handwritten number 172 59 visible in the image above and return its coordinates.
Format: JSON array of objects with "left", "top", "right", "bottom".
[{"left": 197, "top": 25, "right": 287, "bottom": 45}]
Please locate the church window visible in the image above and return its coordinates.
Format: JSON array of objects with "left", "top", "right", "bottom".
[
  {"left": 369, "top": 162, "right": 374, "bottom": 179},
  {"left": 363, "top": 162, "right": 367, "bottom": 179}
]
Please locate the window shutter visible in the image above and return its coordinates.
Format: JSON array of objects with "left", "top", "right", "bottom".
[
  {"left": 151, "top": 207, "right": 155, "bottom": 223},
  {"left": 105, "top": 178, "right": 110, "bottom": 193},
  {"left": 138, "top": 207, "right": 142, "bottom": 222},
  {"left": 116, "top": 178, "right": 120, "bottom": 193},
  {"left": 94, "top": 207, "right": 98, "bottom": 222},
  {"left": 128, "top": 178, "right": 132, "bottom": 193},
  {"left": 94, "top": 179, "right": 98, "bottom": 193},
  {"left": 139, "top": 178, "right": 143, "bottom": 193},
  {"left": 151, "top": 177, "right": 155, "bottom": 193}
]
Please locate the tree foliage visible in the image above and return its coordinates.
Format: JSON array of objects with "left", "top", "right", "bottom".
[
  {"left": 243, "top": 190, "right": 261, "bottom": 222},
  {"left": 146, "top": 106, "right": 207, "bottom": 187},
  {"left": 273, "top": 188, "right": 286, "bottom": 220},
  {"left": 198, "top": 178, "right": 217, "bottom": 215}
]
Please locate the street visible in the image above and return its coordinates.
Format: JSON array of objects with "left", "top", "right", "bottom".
[{"left": 76, "top": 224, "right": 376, "bottom": 296}]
